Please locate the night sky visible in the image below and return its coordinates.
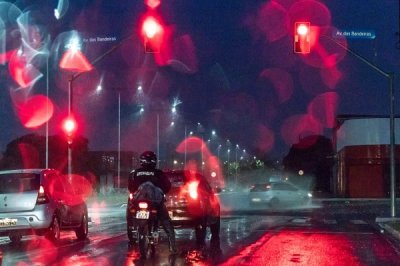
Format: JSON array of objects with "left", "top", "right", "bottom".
[{"left": 0, "top": 0, "right": 399, "bottom": 161}]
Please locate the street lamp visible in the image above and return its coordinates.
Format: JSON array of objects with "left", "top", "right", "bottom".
[
  {"left": 94, "top": 85, "right": 122, "bottom": 188},
  {"left": 138, "top": 102, "right": 175, "bottom": 168}
]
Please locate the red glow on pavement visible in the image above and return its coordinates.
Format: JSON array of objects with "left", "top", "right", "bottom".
[
  {"left": 15, "top": 95, "right": 54, "bottom": 128},
  {"left": 220, "top": 230, "right": 362, "bottom": 266},
  {"left": 281, "top": 114, "right": 322, "bottom": 147},
  {"left": 8, "top": 50, "right": 42, "bottom": 88},
  {"left": 23, "top": 238, "right": 57, "bottom": 266},
  {"left": 307, "top": 92, "right": 339, "bottom": 129},
  {"left": 59, "top": 49, "right": 93, "bottom": 72},
  {"left": 371, "top": 236, "right": 400, "bottom": 263}
]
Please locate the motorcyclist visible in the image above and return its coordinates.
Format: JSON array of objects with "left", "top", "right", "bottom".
[{"left": 128, "top": 150, "right": 177, "bottom": 254}]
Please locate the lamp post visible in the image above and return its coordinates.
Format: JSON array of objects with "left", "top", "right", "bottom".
[
  {"left": 157, "top": 112, "right": 160, "bottom": 168},
  {"left": 235, "top": 144, "right": 239, "bottom": 186},
  {"left": 117, "top": 92, "right": 121, "bottom": 188},
  {"left": 217, "top": 144, "right": 222, "bottom": 159}
]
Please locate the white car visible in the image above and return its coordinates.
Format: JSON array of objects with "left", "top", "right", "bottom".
[
  {"left": 0, "top": 169, "right": 89, "bottom": 243},
  {"left": 248, "top": 181, "right": 312, "bottom": 208}
]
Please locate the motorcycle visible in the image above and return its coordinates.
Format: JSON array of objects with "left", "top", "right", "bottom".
[{"left": 127, "top": 192, "right": 160, "bottom": 258}]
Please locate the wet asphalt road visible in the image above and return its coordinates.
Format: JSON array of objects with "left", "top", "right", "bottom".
[{"left": 1, "top": 196, "right": 400, "bottom": 265}]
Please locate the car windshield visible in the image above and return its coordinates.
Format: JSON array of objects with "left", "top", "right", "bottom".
[{"left": 0, "top": 173, "right": 40, "bottom": 193}]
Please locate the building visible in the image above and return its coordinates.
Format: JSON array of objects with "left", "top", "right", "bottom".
[{"left": 333, "top": 115, "right": 400, "bottom": 198}]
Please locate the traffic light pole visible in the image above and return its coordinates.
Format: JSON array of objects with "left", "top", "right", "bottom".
[
  {"left": 324, "top": 35, "right": 396, "bottom": 217},
  {"left": 66, "top": 35, "right": 134, "bottom": 177},
  {"left": 68, "top": 77, "right": 73, "bottom": 175}
]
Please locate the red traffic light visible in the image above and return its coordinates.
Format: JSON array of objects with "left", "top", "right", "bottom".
[
  {"left": 294, "top": 22, "right": 311, "bottom": 54},
  {"left": 62, "top": 117, "right": 77, "bottom": 136},
  {"left": 141, "top": 15, "right": 164, "bottom": 53}
]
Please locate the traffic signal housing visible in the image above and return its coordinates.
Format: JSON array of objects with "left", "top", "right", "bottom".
[
  {"left": 141, "top": 15, "right": 163, "bottom": 53},
  {"left": 62, "top": 117, "right": 77, "bottom": 144},
  {"left": 294, "top": 22, "right": 311, "bottom": 54}
]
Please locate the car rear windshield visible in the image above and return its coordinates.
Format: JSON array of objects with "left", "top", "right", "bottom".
[
  {"left": 166, "top": 172, "right": 186, "bottom": 187},
  {"left": 0, "top": 173, "right": 40, "bottom": 193},
  {"left": 165, "top": 172, "right": 204, "bottom": 187}
]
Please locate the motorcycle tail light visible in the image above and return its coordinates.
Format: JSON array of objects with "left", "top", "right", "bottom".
[
  {"left": 138, "top": 202, "right": 148, "bottom": 209},
  {"left": 188, "top": 181, "right": 199, "bottom": 200}
]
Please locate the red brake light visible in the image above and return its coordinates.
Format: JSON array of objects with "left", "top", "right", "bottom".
[
  {"left": 129, "top": 193, "right": 133, "bottom": 200},
  {"left": 138, "top": 202, "right": 148, "bottom": 209},
  {"left": 37, "top": 185, "right": 49, "bottom": 204},
  {"left": 188, "top": 181, "right": 199, "bottom": 199}
]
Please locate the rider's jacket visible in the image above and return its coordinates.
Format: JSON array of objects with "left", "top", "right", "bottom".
[{"left": 128, "top": 167, "right": 171, "bottom": 196}]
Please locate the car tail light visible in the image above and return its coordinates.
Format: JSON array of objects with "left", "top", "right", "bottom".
[
  {"left": 188, "top": 181, "right": 199, "bottom": 199},
  {"left": 36, "top": 185, "right": 49, "bottom": 204},
  {"left": 138, "top": 202, "right": 148, "bottom": 209},
  {"left": 129, "top": 193, "right": 134, "bottom": 200}
]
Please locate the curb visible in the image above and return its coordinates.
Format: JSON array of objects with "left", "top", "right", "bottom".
[{"left": 379, "top": 223, "right": 400, "bottom": 241}]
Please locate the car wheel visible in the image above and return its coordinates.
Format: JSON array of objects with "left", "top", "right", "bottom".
[
  {"left": 195, "top": 222, "right": 207, "bottom": 246},
  {"left": 75, "top": 212, "right": 88, "bottom": 240},
  {"left": 138, "top": 221, "right": 149, "bottom": 258},
  {"left": 9, "top": 234, "right": 22, "bottom": 244},
  {"left": 127, "top": 224, "right": 137, "bottom": 243},
  {"left": 209, "top": 217, "right": 220, "bottom": 241},
  {"left": 46, "top": 215, "right": 61, "bottom": 242}
]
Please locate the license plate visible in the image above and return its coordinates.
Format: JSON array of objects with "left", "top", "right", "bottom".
[
  {"left": 251, "top": 198, "right": 261, "bottom": 202},
  {"left": 136, "top": 210, "right": 150, "bottom": 219},
  {"left": 0, "top": 218, "right": 17, "bottom": 227}
]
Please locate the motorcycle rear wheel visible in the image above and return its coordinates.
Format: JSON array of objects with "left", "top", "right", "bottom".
[{"left": 138, "top": 221, "right": 149, "bottom": 258}]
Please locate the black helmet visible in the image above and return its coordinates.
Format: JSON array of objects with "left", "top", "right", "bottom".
[{"left": 140, "top": 150, "right": 157, "bottom": 168}]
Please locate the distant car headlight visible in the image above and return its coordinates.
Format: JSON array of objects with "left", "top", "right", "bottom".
[{"left": 307, "top": 192, "right": 313, "bottom": 198}]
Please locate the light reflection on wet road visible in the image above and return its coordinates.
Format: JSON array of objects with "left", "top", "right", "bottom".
[
  {"left": 0, "top": 213, "right": 287, "bottom": 265},
  {"left": 2, "top": 199, "right": 400, "bottom": 265}
]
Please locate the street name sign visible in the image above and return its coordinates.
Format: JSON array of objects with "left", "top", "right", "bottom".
[{"left": 332, "top": 29, "right": 376, "bottom": 39}]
